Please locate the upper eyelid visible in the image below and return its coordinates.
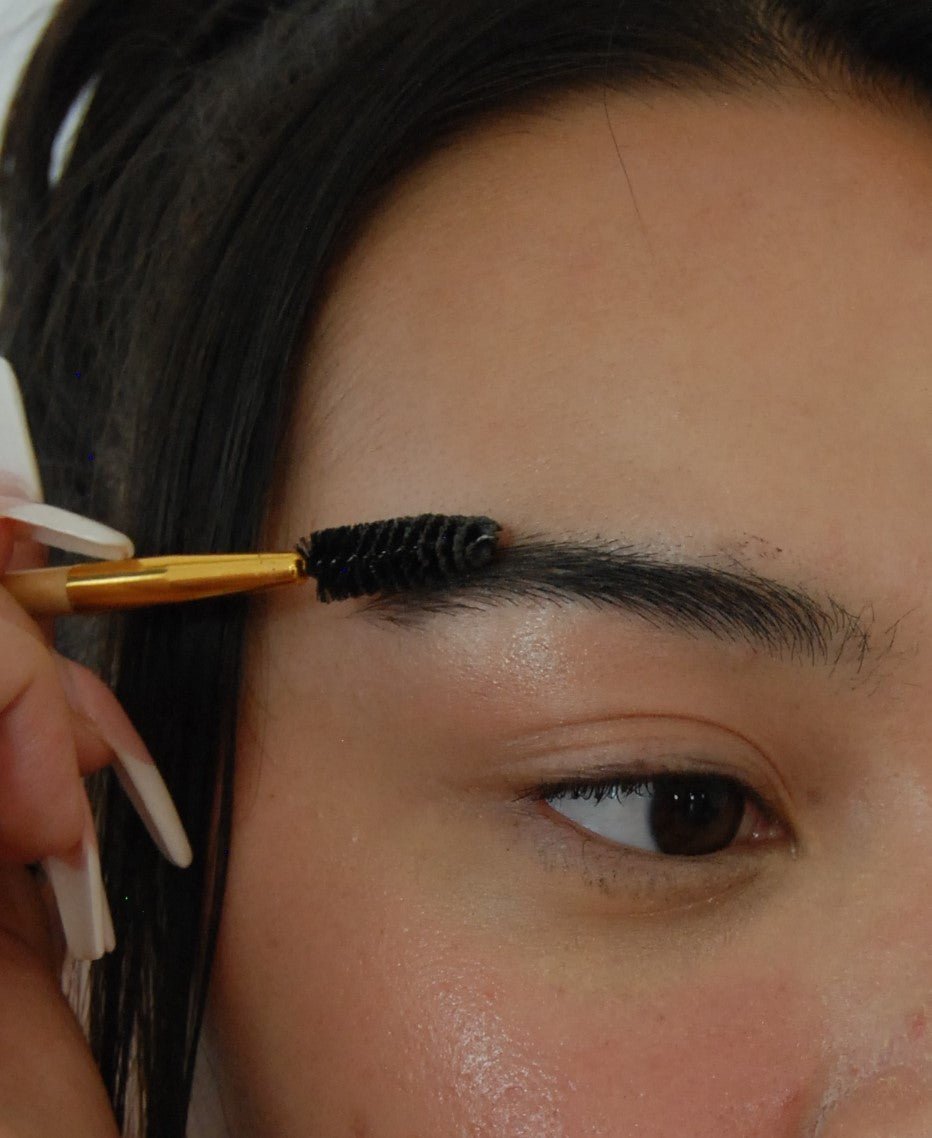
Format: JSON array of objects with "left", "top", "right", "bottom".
[
  {"left": 523, "top": 768, "right": 768, "bottom": 805},
  {"left": 535, "top": 771, "right": 783, "bottom": 828},
  {"left": 498, "top": 714, "right": 799, "bottom": 816},
  {"left": 511, "top": 754, "right": 794, "bottom": 838}
]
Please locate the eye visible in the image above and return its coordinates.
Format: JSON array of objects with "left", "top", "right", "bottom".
[{"left": 541, "top": 773, "right": 779, "bottom": 857}]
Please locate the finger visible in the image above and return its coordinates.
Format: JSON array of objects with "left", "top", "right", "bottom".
[
  {"left": 0, "top": 497, "right": 49, "bottom": 574},
  {"left": 55, "top": 657, "right": 192, "bottom": 868},
  {"left": 0, "top": 568, "right": 49, "bottom": 646},
  {"left": 0, "top": 520, "right": 13, "bottom": 572},
  {"left": 0, "top": 628, "right": 84, "bottom": 863},
  {"left": 0, "top": 864, "right": 61, "bottom": 972},
  {"left": 0, "top": 517, "right": 54, "bottom": 646}
]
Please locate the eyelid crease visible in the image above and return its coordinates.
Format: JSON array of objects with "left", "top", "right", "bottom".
[{"left": 500, "top": 709, "right": 768, "bottom": 753}]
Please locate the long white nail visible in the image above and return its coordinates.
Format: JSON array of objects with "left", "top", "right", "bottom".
[
  {"left": 0, "top": 358, "right": 42, "bottom": 500},
  {"left": 113, "top": 752, "right": 193, "bottom": 868},
  {"left": 101, "top": 886, "right": 116, "bottom": 954},
  {"left": 42, "top": 802, "right": 107, "bottom": 961},
  {"left": 0, "top": 498, "right": 134, "bottom": 560},
  {"left": 54, "top": 657, "right": 193, "bottom": 869}
]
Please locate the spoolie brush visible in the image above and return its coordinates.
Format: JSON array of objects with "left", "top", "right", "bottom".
[
  {"left": 298, "top": 514, "right": 501, "bottom": 602},
  {"left": 2, "top": 514, "right": 505, "bottom": 615}
]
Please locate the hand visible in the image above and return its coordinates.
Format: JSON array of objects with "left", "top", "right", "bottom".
[
  {"left": 0, "top": 518, "right": 117, "bottom": 1135},
  {"left": 0, "top": 518, "right": 189, "bottom": 1136},
  {"left": 0, "top": 362, "right": 188, "bottom": 1135}
]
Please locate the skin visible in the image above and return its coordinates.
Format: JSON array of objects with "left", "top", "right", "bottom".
[{"left": 197, "top": 85, "right": 932, "bottom": 1136}]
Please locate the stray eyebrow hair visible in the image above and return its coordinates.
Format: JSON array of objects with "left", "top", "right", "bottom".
[{"left": 366, "top": 538, "right": 903, "bottom": 679}]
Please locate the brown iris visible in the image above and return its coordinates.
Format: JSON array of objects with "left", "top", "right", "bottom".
[{"left": 648, "top": 775, "right": 746, "bottom": 856}]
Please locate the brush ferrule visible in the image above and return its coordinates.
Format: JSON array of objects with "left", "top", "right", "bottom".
[{"left": 64, "top": 553, "right": 303, "bottom": 611}]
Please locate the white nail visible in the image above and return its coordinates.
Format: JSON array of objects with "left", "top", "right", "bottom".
[
  {"left": 0, "top": 358, "right": 43, "bottom": 500},
  {"left": 101, "top": 887, "right": 116, "bottom": 954},
  {"left": 42, "top": 822, "right": 107, "bottom": 961},
  {"left": 112, "top": 752, "right": 193, "bottom": 868},
  {"left": 0, "top": 499, "right": 134, "bottom": 560}
]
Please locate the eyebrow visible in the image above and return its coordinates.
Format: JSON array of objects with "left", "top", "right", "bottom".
[{"left": 366, "top": 538, "right": 903, "bottom": 682}]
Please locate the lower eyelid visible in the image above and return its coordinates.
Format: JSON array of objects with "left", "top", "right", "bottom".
[
  {"left": 504, "top": 722, "right": 796, "bottom": 823},
  {"left": 511, "top": 795, "right": 792, "bottom": 913},
  {"left": 527, "top": 807, "right": 772, "bottom": 910}
]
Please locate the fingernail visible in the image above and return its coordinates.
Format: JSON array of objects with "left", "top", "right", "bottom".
[
  {"left": 0, "top": 358, "right": 42, "bottom": 500},
  {"left": 55, "top": 658, "right": 193, "bottom": 869},
  {"left": 112, "top": 752, "right": 193, "bottom": 868},
  {"left": 0, "top": 498, "right": 134, "bottom": 560},
  {"left": 42, "top": 799, "right": 107, "bottom": 961},
  {"left": 101, "top": 886, "right": 116, "bottom": 954}
]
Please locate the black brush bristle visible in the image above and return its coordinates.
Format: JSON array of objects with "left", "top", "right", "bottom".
[{"left": 296, "top": 514, "right": 502, "bottom": 602}]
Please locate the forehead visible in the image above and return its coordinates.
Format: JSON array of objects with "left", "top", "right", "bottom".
[{"left": 285, "top": 86, "right": 932, "bottom": 619}]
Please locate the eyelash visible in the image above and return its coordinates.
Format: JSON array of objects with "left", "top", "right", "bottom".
[{"left": 520, "top": 770, "right": 785, "bottom": 859}]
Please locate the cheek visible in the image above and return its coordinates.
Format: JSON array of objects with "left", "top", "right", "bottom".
[
  {"left": 391, "top": 954, "right": 819, "bottom": 1138},
  {"left": 212, "top": 818, "right": 827, "bottom": 1138}
]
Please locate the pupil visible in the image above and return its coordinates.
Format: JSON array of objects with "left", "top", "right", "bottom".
[{"left": 648, "top": 775, "right": 744, "bottom": 856}]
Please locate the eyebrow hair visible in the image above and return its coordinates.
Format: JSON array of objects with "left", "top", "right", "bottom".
[{"left": 366, "top": 538, "right": 904, "bottom": 682}]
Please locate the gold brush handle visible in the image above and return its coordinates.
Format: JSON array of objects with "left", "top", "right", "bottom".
[{"left": 3, "top": 553, "right": 305, "bottom": 615}]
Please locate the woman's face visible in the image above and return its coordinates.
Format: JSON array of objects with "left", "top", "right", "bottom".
[{"left": 202, "top": 88, "right": 932, "bottom": 1136}]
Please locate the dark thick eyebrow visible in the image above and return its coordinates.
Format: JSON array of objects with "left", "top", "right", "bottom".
[{"left": 366, "top": 538, "right": 904, "bottom": 681}]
